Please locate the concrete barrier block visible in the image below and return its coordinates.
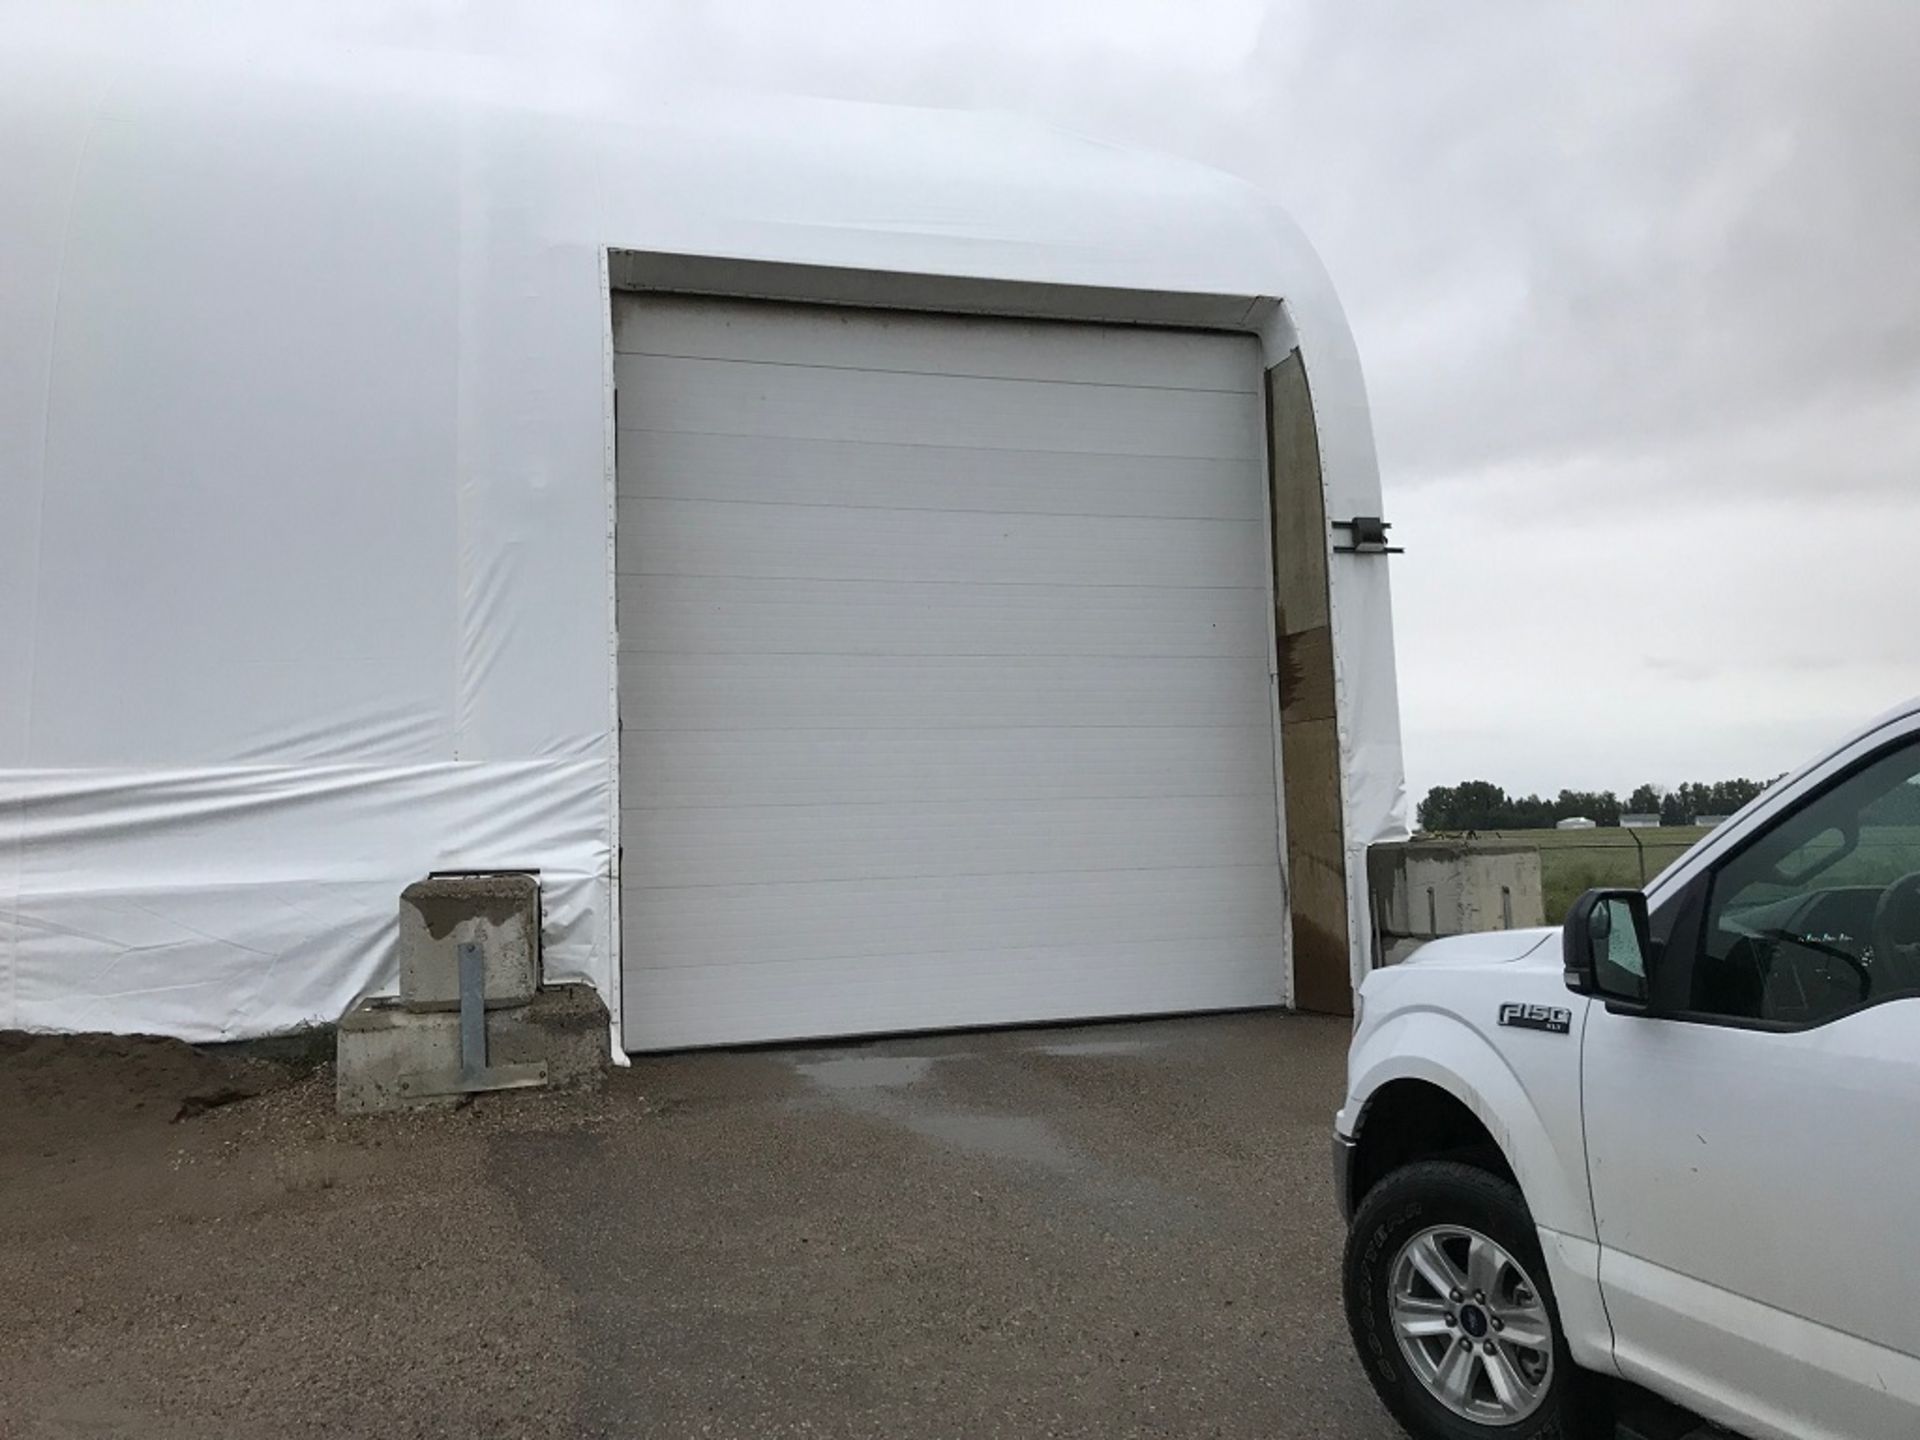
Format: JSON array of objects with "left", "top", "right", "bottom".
[
  {"left": 487, "top": 984, "right": 610, "bottom": 1088},
  {"left": 397, "top": 873, "right": 539, "bottom": 1011},
  {"left": 1369, "top": 841, "right": 1546, "bottom": 961},
  {"left": 336, "top": 999, "right": 461, "bottom": 1114},
  {"left": 335, "top": 985, "right": 610, "bottom": 1113}
]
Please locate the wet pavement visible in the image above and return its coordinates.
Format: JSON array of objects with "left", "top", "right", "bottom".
[
  {"left": 493, "top": 1012, "right": 1395, "bottom": 1438},
  {"left": 2, "top": 1011, "right": 1400, "bottom": 1439}
]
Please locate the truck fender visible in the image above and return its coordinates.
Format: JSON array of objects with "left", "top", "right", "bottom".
[
  {"left": 1346, "top": 1006, "right": 1615, "bottom": 1373},
  {"left": 1349, "top": 1005, "right": 1589, "bottom": 1240}
]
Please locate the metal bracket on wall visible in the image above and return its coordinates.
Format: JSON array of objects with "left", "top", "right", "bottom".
[
  {"left": 1331, "top": 516, "right": 1403, "bottom": 555},
  {"left": 396, "top": 940, "right": 548, "bottom": 1100}
]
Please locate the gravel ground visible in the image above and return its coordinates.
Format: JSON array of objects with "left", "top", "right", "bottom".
[{"left": 0, "top": 1014, "right": 1401, "bottom": 1440}]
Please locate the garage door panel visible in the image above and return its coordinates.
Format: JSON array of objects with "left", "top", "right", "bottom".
[
  {"left": 623, "top": 937, "right": 1285, "bottom": 1051},
  {"left": 617, "top": 574, "right": 1269, "bottom": 659},
  {"left": 615, "top": 353, "right": 1264, "bottom": 460},
  {"left": 615, "top": 295, "right": 1261, "bottom": 394},
  {"left": 622, "top": 727, "right": 1276, "bottom": 808},
  {"left": 620, "top": 654, "right": 1271, "bottom": 732},
  {"left": 624, "top": 795, "right": 1278, "bottom": 889},
  {"left": 624, "top": 866, "right": 1285, "bottom": 969},
  {"left": 614, "top": 296, "right": 1284, "bottom": 1050},
  {"left": 616, "top": 429, "right": 1264, "bottom": 520},
  {"left": 619, "top": 497, "right": 1267, "bottom": 589}
]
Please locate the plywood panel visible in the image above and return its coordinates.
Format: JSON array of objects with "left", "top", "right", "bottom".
[
  {"left": 1277, "top": 715, "right": 1351, "bottom": 1015},
  {"left": 1267, "top": 353, "right": 1350, "bottom": 1015}
]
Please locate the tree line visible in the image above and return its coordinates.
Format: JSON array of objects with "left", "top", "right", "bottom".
[{"left": 1416, "top": 778, "right": 1775, "bottom": 832}]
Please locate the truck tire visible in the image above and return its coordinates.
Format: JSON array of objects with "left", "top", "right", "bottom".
[{"left": 1344, "top": 1161, "right": 1603, "bottom": 1440}]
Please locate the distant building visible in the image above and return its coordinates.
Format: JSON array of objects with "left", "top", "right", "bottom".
[
  {"left": 1694, "top": 814, "right": 1731, "bottom": 828},
  {"left": 1556, "top": 816, "right": 1598, "bottom": 830},
  {"left": 1620, "top": 813, "right": 1661, "bottom": 829}
]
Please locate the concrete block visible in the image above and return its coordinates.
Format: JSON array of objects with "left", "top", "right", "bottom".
[
  {"left": 1380, "top": 936, "right": 1428, "bottom": 968},
  {"left": 397, "top": 873, "right": 539, "bottom": 1011},
  {"left": 336, "top": 999, "right": 460, "bottom": 1114},
  {"left": 487, "top": 984, "right": 610, "bottom": 1089},
  {"left": 335, "top": 984, "right": 611, "bottom": 1114},
  {"left": 1368, "top": 841, "right": 1546, "bottom": 963}
]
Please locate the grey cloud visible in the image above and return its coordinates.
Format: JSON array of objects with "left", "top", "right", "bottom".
[{"left": 1267, "top": 4, "right": 1920, "bottom": 490}]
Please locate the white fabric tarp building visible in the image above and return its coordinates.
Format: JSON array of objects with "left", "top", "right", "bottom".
[{"left": 0, "top": 35, "right": 1407, "bottom": 1050}]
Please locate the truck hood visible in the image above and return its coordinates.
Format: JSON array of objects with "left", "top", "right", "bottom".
[{"left": 1399, "top": 926, "right": 1560, "bottom": 970}]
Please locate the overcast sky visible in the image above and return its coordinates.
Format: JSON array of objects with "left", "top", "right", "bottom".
[{"left": 47, "top": 1, "right": 1920, "bottom": 804}]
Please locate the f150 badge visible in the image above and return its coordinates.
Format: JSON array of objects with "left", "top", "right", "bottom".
[{"left": 1498, "top": 1003, "right": 1572, "bottom": 1035}]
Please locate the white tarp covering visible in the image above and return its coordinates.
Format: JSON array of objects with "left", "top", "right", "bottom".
[{"left": 0, "top": 34, "right": 1406, "bottom": 1041}]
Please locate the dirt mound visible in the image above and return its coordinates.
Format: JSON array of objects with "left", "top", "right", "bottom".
[{"left": 0, "top": 1031, "right": 302, "bottom": 1146}]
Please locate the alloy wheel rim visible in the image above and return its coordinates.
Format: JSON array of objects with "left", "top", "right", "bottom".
[{"left": 1387, "top": 1224, "right": 1555, "bottom": 1425}]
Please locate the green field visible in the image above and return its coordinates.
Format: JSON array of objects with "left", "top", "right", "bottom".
[{"left": 1466, "top": 826, "right": 1714, "bottom": 923}]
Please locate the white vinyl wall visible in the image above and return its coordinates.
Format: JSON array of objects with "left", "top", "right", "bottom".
[
  {"left": 615, "top": 297, "right": 1285, "bottom": 1050},
  {"left": 5, "top": 40, "right": 1407, "bottom": 1044}
]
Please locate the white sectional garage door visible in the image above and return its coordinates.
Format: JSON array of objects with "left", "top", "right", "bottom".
[{"left": 614, "top": 296, "right": 1283, "bottom": 1051}]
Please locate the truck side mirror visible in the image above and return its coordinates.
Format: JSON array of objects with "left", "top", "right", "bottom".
[{"left": 1564, "top": 888, "right": 1652, "bottom": 1008}]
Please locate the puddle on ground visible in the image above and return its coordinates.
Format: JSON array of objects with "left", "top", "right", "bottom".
[
  {"left": 1035, "top": 1037, "right": 1157, "bottom": 1058},
  {"left": 783, "top": 1040, "right": 1200, "bottom": 1234},
  {"left": 789, "top": 1053, "right": 934, "bottom": 1092},
  {"left": 790, "top": 1051, "right": 1079, "bottom": 1174},
  {"left": 902, "top": 1111, "right": 1078, "bottom": 1172}
]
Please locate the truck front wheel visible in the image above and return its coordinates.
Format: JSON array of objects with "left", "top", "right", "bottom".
[{"left": 1344, "top": 1161, "right": 1601, "bottom": 1439}]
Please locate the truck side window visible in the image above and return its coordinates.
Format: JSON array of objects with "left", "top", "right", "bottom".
[{"left": 1688, "top": 739, "right": 1920, "bottom": 1025}]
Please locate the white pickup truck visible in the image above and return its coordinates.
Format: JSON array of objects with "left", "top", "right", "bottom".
[{"left": 1336, "top": 700, "right": 1920, "bottom": 1440}]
